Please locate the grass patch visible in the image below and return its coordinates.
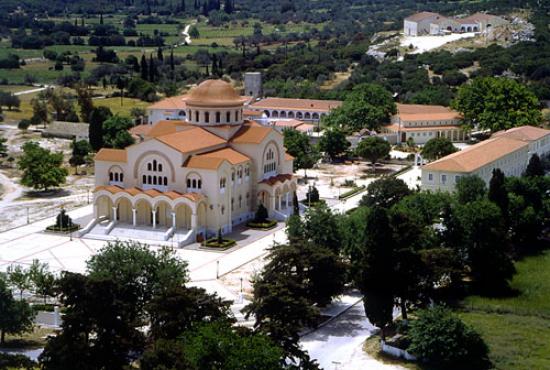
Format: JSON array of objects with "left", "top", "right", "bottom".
[
  {"left": 94, "top": 97, "right": 150, "bottom": 116},
  {"left": 2, "top": 327, "right": 56, "bottom": 349},
  {"left": 363, "top": 336, "right": 421, "bottom": 370},
  {"left": 246, "top": 219, "right": 278, "bottom": 230},
  {"left": 457, "top": 249, "right": 550, "bottom": 369},
  {"left": 203, "top": 238, "right": 237, "bottom": 249}
]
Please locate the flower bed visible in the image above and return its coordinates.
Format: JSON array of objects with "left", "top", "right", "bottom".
[
  {"left": 45, "top": 224, "right": 80, "bottom": 233},
  {"left": 203, "top": 238, "right": 237, "bottom": 249},
  {"left": 246, "top": 219, "right": 278, "bottom": 230}
]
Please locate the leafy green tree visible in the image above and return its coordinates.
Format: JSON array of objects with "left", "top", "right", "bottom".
[
  {"left": 453, "top": 77, "right": 542, "bottom": 132},
  {"left": 28, "top": 260, "right": 56, "bottom": 304},
  {"left": 30, "top": 98, "right": 50, "bottom": 128},
  {"left": 355, "top": 136, "right": 391, "bottom": 173},
  {"left": 303, "top": 203, "right": 342, "bottom": 254},
  {"left": 87, "top": 241, "right": 188, "bottom": 324},
  {"left": 0, "top": 279, "right": 35, "bottom": 345},
  {"left": 39, "top": 272, "right": 146, "bottom": 370},
  {"left": 18, "top": 142, "right": 68, "bottom": 191},
  {"left": 147, "top": 286, "right": 231, "bottom": 341},
  {"left": 524, "top": 153, "right": 544, "bottom": 177},
  {"left": 456, "top": 175, "right": 486, "bottom": 204},
  {"left": 285, "top": 214, "right": 304, "bottom": 243},
  {"left": 305, "top": 185, "right": 320, "bottom": 204},
  {"left": 283, "top": 129, "right": 319, "bottom": 176},
  {"left": 102, "top": 115, "right": 135, "bottom": 149},
  {"left": 444, "top": 200, "right": 515, "bottom": 292},
  {"left": 69, "top": 140, "right": 92, "bottom": 175},
  {"left": 88, "top": 106, "right": 113, "bottom": 151},
  {"left": 325, "top": 83, "right": 396, "bottom": 132},
  {"left": 318, "top": 127, "right": 350, "bottom": 161},
  {"left": 360, "top": 177, "right": 411, "bottom": 209},
  {"left": 180, "top": 322, "right": 286, "bottom": 370},
  {"left": 409, "top": 307, "right": 489, "bottom": 369},
  {"left": 421, "top": 137, "right": 458, "bottom": 161},
  {"left": 75, "top": 85, "right": 94, "bottom": 122},
  {"left": 0, "top": 91, "right": 21, "bottom": 111},
  {"left": 6, "top": 265, "right": 30, "bottom": 299}
]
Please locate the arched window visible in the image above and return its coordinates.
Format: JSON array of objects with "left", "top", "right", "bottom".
[
  {"left": 147, "top": 163, "right": 152, "bottom": 171},
  {"left": 148, "top": 175, "right": 152, "bottom": 184},
  {"left": 263, "top": 146, "right": 277, "bottom": 176},
  {"left": 109, "top": 172, "right": 114, "bottom": 181},
  {"left": 195, "top": 111, "right": 199, "bottom": 122},
  {"left": 205, "top": 112, "right": 210, "bottom": 123},
  {"left": 120, "top": 173, "right": 124, "bottom": 182},
  {"left": 216, "top": 112, "right": 221, "bottom": 123},
  {"left": 198, "top": 179, "right": 202, "bottom": 188},
  {"left": 153, "top": 176, "right": 157, "bottom": 185},
  {"left": 234, "top": 111, "right": 238, "bottom": 121},
  {"left": 163, "top": 177, "right": 167, "bottom": 186},
  {"left": 143, "top": 175, "right": 147, "bottom": 184},
  {"left": 192, "top": 179, "right": 197, "bottom": 188},
  {"left": 114, "top": 173, "right": 119, "bottom": 181},
  {"left": 239, "top": 195, "right": 242, "bottom": 208},
  {"left": 158, "top": 163, "right": 163, "bottom": 172},
  {"left": 226, "top": 111, "right": 231, "bottom": 122},
  {"left": 153, "top": 160, "right": 157, "bottom": 171},
  {"left": 187, "top": 179, "right": 191, "bottom": 188}
]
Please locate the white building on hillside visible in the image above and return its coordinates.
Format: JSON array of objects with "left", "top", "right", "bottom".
[
  {"left": 404, "top": 11, "right": 508, "bottom": 36},
  {"left": 421, "top": 126, "right": 550, "bottom": 192}
]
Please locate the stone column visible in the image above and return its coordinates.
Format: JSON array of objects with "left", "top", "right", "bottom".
[
  {"left": 285, "top": 192, "right": 290, "bottom": 209},
  {"left": 172, "top": 211, "right": 176, "bottom": 229},
  {"left": 93, "top": 204, "right": 99, "bottom": 218},
  {"left": 278, "top": 195, "right": 282, "bottom": 210},
  {"left": 152, "top": 209, "right": 157, "bottom": 229},
  {"left": 132, "top": 208, "right": 137, "bottom": 227},
  {"left": 191, "top": 212, "right": 198, "bottom": 230},
  {"left": 112, "top": 206, "right": 118, "bottom": 223},
  {"left": 271, "top": 195, "right": 276, "bottom": 213}
]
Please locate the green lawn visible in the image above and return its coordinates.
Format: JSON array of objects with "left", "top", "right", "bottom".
[{"left": 458, "top": 249, "right": 550, "bottom": 370}]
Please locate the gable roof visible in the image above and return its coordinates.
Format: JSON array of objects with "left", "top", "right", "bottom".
[
  {"left": 147, "top": 120, "right": 191, "bottom": 137},
  {"left": 423, "top": 136, "right": 528, "bottom": 173},
  {"left": 405, "top": 12, "right": 441, "bottom": 22},
  {"left": 184, "top": 147, "right": 250, "bottom": 170},
  {"left": 148, "top": 96, "right": 186, "bottom": 110},
  {"left": 231, "top": 123, "right": 274, "bottom": 144},
  {"left": 155, "top": 127, "right": 226, "bottom": 154},
  {"left": 396, "top": 104, "right": 461, "bottom": 122},
  {"left": 492, "top": 125, "right": 550, "bottom": 142},
  {"left": 95, "top": 148, "right": 127, "bottom": 162},
  {"left": 250, "top": 97, "right": 342, "bottom": 112}
]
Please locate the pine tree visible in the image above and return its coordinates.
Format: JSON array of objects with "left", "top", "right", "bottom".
[
  {"left": 81, "top": 18, "right": 84, "bottom": 27},
  {"left": 211, "top": 54, "right": 218, "bottom": 76},
  {"left": 202, "top": 1, "right": 209, "bottom": 16},
  {"left": 181, "top": 0, "right": 186, "bottom": 12},
  {"left": 99, "top": 13, "right": 104, "bottom": 25},
  {"left": 140, "top": 55, "right": 148, "bottom": 81},
  {"left": 224, "top": 0, "right": 233, "bottom": 14},
  {"left": 170, "top": 49, "right": 175, "bottom": 71},
  {"left": 194, "top": 0, "right": 199, "bottom": 10}
]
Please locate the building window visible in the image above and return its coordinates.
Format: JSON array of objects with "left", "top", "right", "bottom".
[
  {"left": 195, "top": 111, "right": 199, "bottom": 122},
  {"left": 226, "top": 111, "right": 231, "bottom": 122},
  {"left": 441, "top": 174, "right": 447, "bottom": 183},
  {"left": 216, "top": 112, "right": 221, "bottom": 123},
  {"left": 205, "top": 112, "right": 210, "bottom": 123},
  {"left": 235, "top": 111, "right": 238, "bottom": 121},
  {"left": 239, "top": 195, "right": 242, "bottom": 208},
  {"left": 428, "top": 173, "right": 433, "bottom": 181},
  {"left": 455, "top": 175, "right": 461, "bottom": 183}
]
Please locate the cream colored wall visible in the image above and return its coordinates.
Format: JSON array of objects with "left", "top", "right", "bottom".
[{"left": 421, "top": 146, "right": 529, "bottom": 192}]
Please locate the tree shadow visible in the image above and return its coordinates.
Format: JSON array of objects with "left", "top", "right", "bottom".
[{"left": 25, "top": 188, "right": 71, "bottom": 198}]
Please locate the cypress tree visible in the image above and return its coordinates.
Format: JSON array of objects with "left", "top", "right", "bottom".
[
  {"left": 140, "top": 55, "right": 148, "bottom": 81},
  {"left": 225, "top": 0, "right": 234, "bottom": 14},
  {"left": 99, "top": 13, "right": 104, "bottom": 25},
  {"left": 211, "top": 54, "right": 218, "bottom": 76},
  {"left": 202, "top": 2, "right": 209, "bottom": 16},
  {"left": 157, "top": 47, "right": 164, "bottom": 62},
  {"left": 170, "top": 49, "right": 175, "bottom": 71},
  {"left": 148, "top": 54, "right": 156, "bottom": 82},
  {"left": 181, "top": 0, "right": 186, "bottom": 12}
]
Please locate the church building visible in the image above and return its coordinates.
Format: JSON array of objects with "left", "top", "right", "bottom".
[{"left": 89, "top": 80, "right": 296, "bottom": 246}]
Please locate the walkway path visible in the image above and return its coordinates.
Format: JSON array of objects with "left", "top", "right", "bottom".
[
  {"left": 13, "top": 85, "right": 52, "bottom": 96},
  {"left": 180, "top": 24, "right": 193, "bottom": 45},
  {"left": 301, "top": 302, "right": 406, "bottom": 370},
  {"left": 0, "top": 172, "right": 23, "bottom": 208}
]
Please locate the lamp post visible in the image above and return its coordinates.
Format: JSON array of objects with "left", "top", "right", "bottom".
[
  {"left": 240, "top": 277, "right": 243, "bottom": 293},
  {"left": 216, "top": 260, "right": 220, "bottom": 279}
]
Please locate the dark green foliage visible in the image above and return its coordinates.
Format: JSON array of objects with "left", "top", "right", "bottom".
[
  {"left": 356, "top": 136, "right": 391, "bottom": 172},
  {"left": 88, "top": 106, "right": 112, "bottom": 151},
  {"left": 453, "top": 77, "right": 542, "bottom": 132},
  {"left": 69, "top": 139, "right": 91, "bottom": 174},
  {"left": 0, "top": 279, "right": 35, "bottom": 345},
  {"left": 0, "top": 352, "right": 36, "bottom": 370},
  {"left": 421, "top": 137, "right": 458, "bottom": 161},
  {"left": 318, "top": 127, "right": 350, "bottom": 161},
  {"left": 255, "top": 204, "right": 269, "bottom": 223},
  {"left": 18, "top": 141, "right": 67, "bottom": 191},
  {"left": 303, "top": 203, "right": 342, "bottom": 254},
  {"left": 456, "top": 175, "right": 487, "bottom": 204},
  {"left": 524, "top": 153, "right": 544, "bottom": 177},
  {"left": 283, "top": 129, "right": 319, "bottom": 173},
  {"left": 409, "top": 307, "right": 489, "bottom": 369},
  {"left": 360, "top": 177, "right": 411, "bottom": 209},
  {"left": 305, "top": 185, "right": 320, "bottom": 204},
  {"left": 488, "top": 169, "right": 509, "bottom": 225},
  {"left": 101, "top": 115, "right": 135, "bottom": 149}
]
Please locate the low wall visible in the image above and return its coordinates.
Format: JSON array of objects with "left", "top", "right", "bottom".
[{"left": 380, "top": 340, "right": 417, "bottom": 361}]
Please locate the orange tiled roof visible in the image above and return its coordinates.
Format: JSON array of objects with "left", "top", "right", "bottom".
[
  {"left": 296, "top": 123, "right": 315, "bottom": 132},
  {"left": 285, "top": 152, "right": 295, "bottom": 161},
  {"left": 492, "top": 126, "right": 550, "bottom": 142},
  {"left": 185, "top": 147, "right": 250, "bottom": 170},
  {"left": 231, "top": 123, "right": 273, "bottom": 144},
  {"left": 405, "top": 11, "right": 441, "bottom": 22},
  {"left": 259, "top": 174, "right": 293, "bottom": 186},
  {"left": 129, "top": 124, "right": 152, "bottom": 138},
  {"left": 250, "top": 97, "right": 342, "bottom": 112},
  {"left": 385, "top": 123, "right": 462, "bottom": 132},
  {"left": 395, "top": 104, "right": 461, "bottom": 122},
  {"left": 148, "top": 120, "right": 191, "bottom": 137},
  {"left": 94, "top": 185, "right": 204, "bottom": 202},
  {"left": 148, "top": 95, "right": 187, "bottom": 110},
  {"left": 95, "top": 148, "right": 127, "bottom": 162},
  {"left": 243, "top": 109, "right": 263, "bottom": 117},
  {"left": 273, "top": 119, "right": 304, "bottom": 128},
  {"left": 423, "top": 136, "right": 528, "bottom": 173},
  {"left": 155, "top": 126, "right": 226, "bottom": 154}
]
